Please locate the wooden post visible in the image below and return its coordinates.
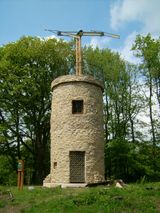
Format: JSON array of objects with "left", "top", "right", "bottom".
[
  {"left": 76, "top": 36, "right": 82, "bottom": 75},
  {"left": 17, "top": 160, "right": 24, "bottom": 191}
]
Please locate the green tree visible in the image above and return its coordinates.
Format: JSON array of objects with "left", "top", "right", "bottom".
[
  {"left": 83, "top": 46, "right": 153, "bottom": 181},
  {"left": 125, "top": 63, "right": 146, "bottom": 142},
  {"left": 132, "top": 34, "right": 160, "bottom": 171},
  {"left": 0, "top": 36, "right": 74, "bottom": 184},
  {"left": 83, "top": 47, "right": 127, "bottom": 139},
  {"left": 0, "top": 155, "right": 17, "bottom": 185}
]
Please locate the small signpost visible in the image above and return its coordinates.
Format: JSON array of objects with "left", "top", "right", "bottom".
[{"left": 17, "top": 160, "right": 24, "bottom": 191}]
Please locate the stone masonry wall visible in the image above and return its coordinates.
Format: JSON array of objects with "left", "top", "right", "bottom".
[{"left": 49, "top": 75, "right": 105, "bottom": 184}]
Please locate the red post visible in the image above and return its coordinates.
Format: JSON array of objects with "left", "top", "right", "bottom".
[{"left": 17, "top": 160, "right": 24, "bottom": 191}]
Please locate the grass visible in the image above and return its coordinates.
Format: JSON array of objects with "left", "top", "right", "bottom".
[{"left": 0, "top": 183, "right": 160, "bottom": 213}]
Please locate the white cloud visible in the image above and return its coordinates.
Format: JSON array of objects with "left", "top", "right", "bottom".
[
  {"left": 109, "top": 0, "right": 160, "bottom": 64},
  {"left": 43, "top": 35, "right": 59, "bottom": 41},
  {"left": 90, "top": 37, "right": 111, "bottom": 49},
  {"left": 116, "top": 31, "right": 141, "bottom": 64},
  {"left": 110, "top": 0, "right": 160, "bottom": 34},
  {"left": 89, "top": 31, "right": 140, "bottom": 64},
  {"left": 88, "top": 32, "right": 139, "bottom": 64}
]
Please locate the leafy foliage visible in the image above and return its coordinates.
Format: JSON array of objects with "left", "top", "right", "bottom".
[
  {"left": 0, "top": 34, "right": 160, "bottom": 184},
  {"left": 0, "top": 155, "right": 17, "bottom": 185},
  {"left": 0, "top": 36, "right": 74, "bottom": 184}
]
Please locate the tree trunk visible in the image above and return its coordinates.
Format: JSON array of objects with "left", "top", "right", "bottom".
[
  {"left": 148, "top": 75, "right": 156, "bottom": 170},
  {"left": 129, "top": 82, "right": 135, "bottom": 143},
  {"left": 15, "top": 110, "right": 21, "bottom": 160},
  {"left": 104, "top": 92, "right": 109, "bottom": 143},
  {"left": 32, "top": 123, "right": 50, "bottom": 185}
]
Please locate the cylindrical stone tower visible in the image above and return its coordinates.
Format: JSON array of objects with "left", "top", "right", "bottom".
[{"left": 43, "top": 75, "right": 104, "bottom": 187}]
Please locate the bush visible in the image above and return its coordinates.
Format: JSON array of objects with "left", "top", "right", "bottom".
[{"left": 0, "top": 155, "right": 17, "bottom": 186}]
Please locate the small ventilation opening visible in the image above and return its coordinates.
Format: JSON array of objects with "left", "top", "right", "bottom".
[
  {"left": 53, "top": 162, "right": 57, "bottom": 169},
  {"left": 72, "top": 100, "right": 83, "bottom": 114}
]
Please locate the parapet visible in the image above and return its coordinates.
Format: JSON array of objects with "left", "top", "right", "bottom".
[{"left": 51, "top": 75, "right": 104, "bottom": 92}]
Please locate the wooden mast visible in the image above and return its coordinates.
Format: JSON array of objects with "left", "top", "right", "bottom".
[{"left": 45, "top": 30, "right": 120, "bottom": 75}]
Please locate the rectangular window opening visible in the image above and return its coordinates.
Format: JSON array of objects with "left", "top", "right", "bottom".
[
  {"left": 53, "top": 162, "right": 57, "bottom": 169},
  {"left": 72, "top": 100, "right": 83, "bottom": 114}
]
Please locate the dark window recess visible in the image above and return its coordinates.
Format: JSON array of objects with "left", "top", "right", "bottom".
[
  {"left": 53, "top": 162, "right": 57, "bottom": 169},
  {"left": 72, "top": 100, "right": 83, "bottom": 114}
]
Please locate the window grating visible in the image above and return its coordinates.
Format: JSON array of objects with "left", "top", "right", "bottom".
[{"left": 70, "top": 151, "right": 85, "bottom": 183}]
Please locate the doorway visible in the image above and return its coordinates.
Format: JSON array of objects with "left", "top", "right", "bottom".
[{"left": 70, "top": 151, "right": 85, "bottom": 183}]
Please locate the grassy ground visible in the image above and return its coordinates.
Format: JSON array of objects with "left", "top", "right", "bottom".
[{"left": 0, "top": 183, "right": 160, "bottom": 213}]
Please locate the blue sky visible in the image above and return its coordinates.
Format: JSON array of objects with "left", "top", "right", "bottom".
[{"left": 1, "top": 0, "right": 160, "bottom": 63}]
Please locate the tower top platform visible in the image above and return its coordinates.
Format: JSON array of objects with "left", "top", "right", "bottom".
[{"left": 51, "top": 75, "right": 104, "bottom": 92}]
